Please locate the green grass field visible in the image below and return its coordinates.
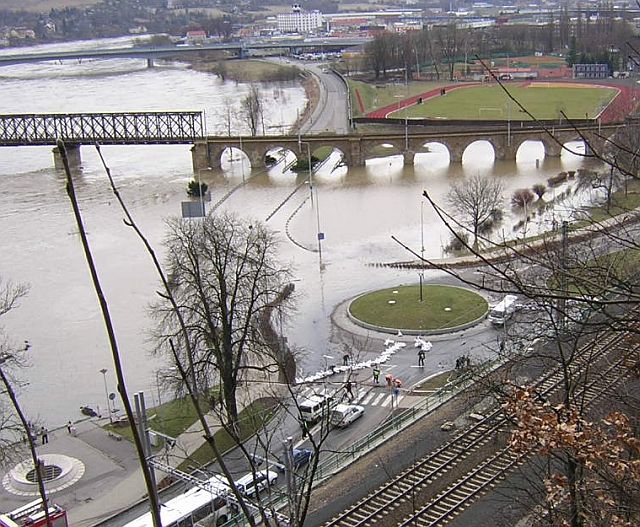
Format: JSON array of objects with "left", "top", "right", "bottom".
[
  {"left": 349, "top": 285, "right": 488, "bottom": 331},
  {"left": 390, "top": 84, "right": 617, "bottom": 121},
  {"left": 349, "top": 79, "right": 448, "bottom": 116}
]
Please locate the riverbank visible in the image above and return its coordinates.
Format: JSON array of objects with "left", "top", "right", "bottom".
[{"left": 183, "top": 56, "right": 320, "bottom": 134}]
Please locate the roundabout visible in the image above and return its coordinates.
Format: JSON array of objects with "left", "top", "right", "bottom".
[{"left": 347, "top": 284, "right": 489, "bottom": 335}]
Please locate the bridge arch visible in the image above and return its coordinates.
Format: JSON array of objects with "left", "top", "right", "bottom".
[
  {"left": 361, "top": 139, "right": 408, "bottom": 164},
  {"left": 462, "top": 139, "right": 497, "bottom": 164},
  {"left": 514, "top": 139, "right": 545, "bottom": 162}
]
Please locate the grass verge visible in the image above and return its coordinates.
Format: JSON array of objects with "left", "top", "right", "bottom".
[
  {"left": 411, "top": 372, "right": 453, "bottom": 393},
  {"left": 349, "top": 285, "right": 488, "bottom": 331},
  {"left": 106, "top": 395, "right": 204, "bottom": 442},
  {"left": 177, "top": 397, "right": 279, "bottom": 472}
]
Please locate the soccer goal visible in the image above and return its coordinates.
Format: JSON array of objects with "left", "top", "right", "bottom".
[{"left": 478, "top": 107, "right": 504, "bottom": 118}]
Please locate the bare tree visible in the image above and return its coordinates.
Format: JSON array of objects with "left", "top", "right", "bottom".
[
  {"left": 241, "top": 84, "right": 264, "bottom": 137},
  {"left": 0, "top": 277, "right": 53, "bottom": 526},
  {"left": 96, "top": 146, "right": 343, "bottom": 527},
  {"left": 446, "top": 174, "right": 504, "bottom": 249},
  {"left": 220, "top": 96, "right": 237, "bottom": 137},
  {"left": 151, "top": 212, "right": 293, "bottom": 427},
  {"left": 59, "top": 142, "right": 163, "bottom": 527}
]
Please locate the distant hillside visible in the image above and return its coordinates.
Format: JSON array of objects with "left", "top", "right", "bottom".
[{"left": 2, "top": 0, "right": 101, "bottom": 12}]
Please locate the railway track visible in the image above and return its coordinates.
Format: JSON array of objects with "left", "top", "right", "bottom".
[
  {"left": 397, "top": 353, "right": 633, "bottom": 527},
  {"left": 323, "top": 323, "right": 638, "bottom": 527}
]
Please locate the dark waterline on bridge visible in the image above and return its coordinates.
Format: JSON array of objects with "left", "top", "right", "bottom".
[{"left": 0, "top": 38, "right": 603, "bottom": 427}]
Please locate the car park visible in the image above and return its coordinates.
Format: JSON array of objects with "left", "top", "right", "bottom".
[
  {"left": 234, "top": 470, "right": 278, "bottom": 497},
  {"left": 330, "top": 404, "right": 364, "bottom": 428}
]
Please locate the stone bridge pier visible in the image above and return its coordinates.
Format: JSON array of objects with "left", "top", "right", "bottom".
[{"left": 52, "top": 144, "right": 81, "bottom": 169}]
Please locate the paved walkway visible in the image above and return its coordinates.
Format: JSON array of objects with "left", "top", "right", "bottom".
[{"left": 0, "top": 380, "right": 277, "bottom": 527}]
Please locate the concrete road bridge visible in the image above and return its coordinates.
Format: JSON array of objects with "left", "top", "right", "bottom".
[
  {"left": 0, "top": 37, "right": 369, "bottom": 67},
  {"left": 192, "top": 122, "right": 618, "bottom": 170}
]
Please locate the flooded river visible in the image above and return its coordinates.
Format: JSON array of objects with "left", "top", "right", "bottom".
[{"left": 0, "top": 38, "right": 601, "bottom": 426}]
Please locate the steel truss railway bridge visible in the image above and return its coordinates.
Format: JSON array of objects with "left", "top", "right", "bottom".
[
  {"left": 0, "top": 111, "right": 204, "bottom": 167},
  {"left": 0, "top": 111, "right": 620, "bottom": 171}
]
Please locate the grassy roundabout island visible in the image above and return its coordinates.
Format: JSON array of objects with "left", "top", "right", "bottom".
[{"left": 348, "top": 284, "right": 489, "bottom": 334}]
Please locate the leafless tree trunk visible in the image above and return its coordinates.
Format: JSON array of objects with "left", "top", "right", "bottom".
[
  {"left": 446, "top": 174, "right": 504, "bottom": 249},
  {"left": 58, "top": 141, "right": 163, "bottom": 527},
  {"left": 242, "top": 84, "right": 264, "bottom": 137}
]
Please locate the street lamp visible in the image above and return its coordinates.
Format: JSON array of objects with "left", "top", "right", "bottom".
[
  {"left": 419, "top": 201, "right": 425, "bottom": 302},
  {"left": 99, "top": 368, "right": 112, "bottom": 423},
  {"left": 298, "top": 139, "right": 314, "bottom": 206},
  {"left": 393, "top": 92, "right": 409, "bottom": 152},
  {"left": 321, "top": 354, "right": 334, "bottom": 395}
]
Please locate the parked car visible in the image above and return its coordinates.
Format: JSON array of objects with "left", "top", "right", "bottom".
[
  {"left": 234, "top": 470, "right": 278, "bottom": 497},
  {"left": 292, "top": 448, "right": 313, "bottom": 469},
  {"left": 330, "top": 404, "right": 364, "bottom": 428}
]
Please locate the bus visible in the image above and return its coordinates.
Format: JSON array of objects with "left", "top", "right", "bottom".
[
  {"left": 123, "top": 475, "right": 237, "bottom": 527},
  {"left": 0, "top": 499, "right": 68, "bottom": 527}
]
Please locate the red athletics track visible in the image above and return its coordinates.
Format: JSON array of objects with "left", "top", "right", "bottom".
[{"left": 364, "top": 83, "right": 481, "bottom": 118}]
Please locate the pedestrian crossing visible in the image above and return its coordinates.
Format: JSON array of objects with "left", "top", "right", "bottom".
[{"left": 296, "top": 386, "right": 405, "bottom": 408}]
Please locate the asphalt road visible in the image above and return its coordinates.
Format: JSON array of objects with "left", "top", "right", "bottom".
[{"left": 295, "top": 61, "right": 351, "bottom": 135}]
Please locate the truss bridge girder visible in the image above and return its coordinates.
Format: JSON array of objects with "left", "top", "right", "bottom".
[{"left": 0, "top": 111, "right": 204, "bottom": 146}]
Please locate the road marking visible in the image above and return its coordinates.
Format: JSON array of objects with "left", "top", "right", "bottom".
[
  {"left": 362, "top": 393, "right": 375, "bottom": 405},
  {"left": 380, "top": 395, "right": 393, "bottom": 407},
  {"left": 353, "top": 389, "right": 367, "bottom": 403}
]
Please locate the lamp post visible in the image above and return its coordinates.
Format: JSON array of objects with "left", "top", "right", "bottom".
[
  {"left": 394, "top": 92, "right": 409, "bottom": 153},
  {"left": 298, "top": 139, "right": 314, "bottom": 206},
  {"left": 99, "top": 368, "right": 112, "bottom": 423},
  {"left": 321, "top": 354, "right": 334, "bottom": 395},
  {"left": 315, "top": 187, "right": 323, "bottom": 263},
  {"left": 419, "top": 201, "right": 425, "bottom": 302}
]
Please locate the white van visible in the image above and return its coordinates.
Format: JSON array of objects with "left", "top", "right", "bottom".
[
  {"left": 298, "top": 394, "right": 333, "bottom": 424},
  {"left": 488, "top": 295, "right": 518, "bottom": 325},
  {"left": 234, "top": 470, "right": 278, "bottom": 497}
]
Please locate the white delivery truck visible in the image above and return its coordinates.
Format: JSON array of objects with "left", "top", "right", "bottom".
[
  {"left": 298, "top": 394, "right": 333, "bottom": 424},
  {"left": 487, "top": 295, "right": 518, "bottom": 325}
]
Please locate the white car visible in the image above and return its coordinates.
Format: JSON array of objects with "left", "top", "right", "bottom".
[
  {"left": 234, "top": 470, "right": 278, "bottom": 497},
  {"left": 330, "top": 403, "right": 365, "bottom": 428}
]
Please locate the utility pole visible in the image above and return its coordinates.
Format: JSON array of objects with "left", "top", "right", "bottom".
[
  {"left": 283, "top": 436, "right": 298, "bottom": 526},
  {"left": 134, "top": 392, "right": 160, "bottom": 521},
  {"left": 557, "top": 221, "right": 569, "bottom": 330}
]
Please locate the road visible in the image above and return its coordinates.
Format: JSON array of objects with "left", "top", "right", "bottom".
[{"left": 292, "top": 60, "right": 351, "bottom": 135}]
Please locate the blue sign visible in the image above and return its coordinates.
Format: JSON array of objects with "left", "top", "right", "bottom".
[{"left": 318, "top": 232, "right": 325, "bottom": 240}]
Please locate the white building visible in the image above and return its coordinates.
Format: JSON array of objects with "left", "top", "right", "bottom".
[{"left": 277, "top": 5, "right": 323, "bottom": 34}]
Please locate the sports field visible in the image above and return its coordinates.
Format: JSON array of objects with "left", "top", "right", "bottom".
[{"left": 388, "top": 83, "right": 618, "bottom": 121}]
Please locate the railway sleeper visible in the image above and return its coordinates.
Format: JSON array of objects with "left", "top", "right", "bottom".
[{"left": 359, "top": 503, "right": 382, "bottom": 516}]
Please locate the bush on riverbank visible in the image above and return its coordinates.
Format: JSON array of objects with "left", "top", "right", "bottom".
[{"left": 202, "top": 60, "right": 304, "bottom": 83}]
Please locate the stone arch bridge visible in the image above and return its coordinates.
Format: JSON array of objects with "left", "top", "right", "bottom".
[{"left": 193, "top": 123, "right": 617, "bottom": 171}]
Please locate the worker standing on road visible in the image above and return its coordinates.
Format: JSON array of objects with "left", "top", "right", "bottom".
[
  {"left": 418, "top": 349, "right": 425, "bottom": 366},
  {"left": 372, "top": 366, "right": 380, "bottom": 384},
  {"left": 344, "top": 381, "right": 354, "bottom": 401},
  {"left": 385, "top": 373, "right": 393, "bottom": 388}
]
